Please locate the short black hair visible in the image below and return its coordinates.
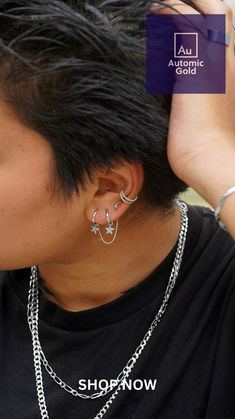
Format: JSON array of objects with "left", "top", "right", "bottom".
[{"left": 0, "top": 0, "right": 188, "bottom": 212}]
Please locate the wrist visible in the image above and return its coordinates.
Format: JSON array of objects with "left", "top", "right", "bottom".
[{"left": 182, "top": 142, "right": 235, "bottom": 211}]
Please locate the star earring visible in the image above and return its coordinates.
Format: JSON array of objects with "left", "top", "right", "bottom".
[
  {"left": 90, "top": 190, "right": 138, "bottom": 245},
  {"left": 91, "top": 209, "right": 99, "bottom": 234},
  {"left": 91, "top": 208, "right": 119, "bottom": 245},
  {"left": 105, "top": 209, "right": 115, "bottom": 235}
]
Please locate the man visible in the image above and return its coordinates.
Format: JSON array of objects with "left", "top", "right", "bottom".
[{"left": 0, "top": 0, "right": 234, "bottom": 418}]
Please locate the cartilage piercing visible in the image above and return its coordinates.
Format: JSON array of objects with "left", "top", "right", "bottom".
[{"left": 120, "top": 189, "right": 138, "bottom": 205}]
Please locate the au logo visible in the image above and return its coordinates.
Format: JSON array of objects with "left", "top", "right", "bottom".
[{"left": 174, "top": 33, "right": 198, "bottom": 58}]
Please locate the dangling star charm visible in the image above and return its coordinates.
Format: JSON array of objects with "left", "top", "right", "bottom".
[
  {"left": 91, "top": 224, "right": 99, "bottom": 234},
  {"left": 106, "top": 225, "right": 115, "bottom": 235}
]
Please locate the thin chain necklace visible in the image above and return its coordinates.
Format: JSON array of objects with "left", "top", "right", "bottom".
[{"left": 27, "top": 199, "right": 188, "bottom": 419}]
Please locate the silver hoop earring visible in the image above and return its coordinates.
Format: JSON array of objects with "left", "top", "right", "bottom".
[
  {"left": 98, "top": 209, "right": 118, "bottom": 245},
  {"left": 120, "top": 189, "right": 138, "bottom": 205},
  {"left": 91, "top": 209, "right": 100, "bottom": 234},
  {"left": 91, "top": 209, "right": 119, "bottom": 245},
  {"left": 114, "top": 201, "right": 122, "bottom": 209},
  {"left": 105, "top": 209, "right": 115, "bottom": 235}
]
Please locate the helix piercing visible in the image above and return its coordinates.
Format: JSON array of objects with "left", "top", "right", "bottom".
[{"left": 120, "top": 189, "right": 138, "bottom": 205}]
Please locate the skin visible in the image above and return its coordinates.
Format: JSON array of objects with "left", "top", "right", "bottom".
[
  {"left": 0, "top": 99, "right": 181, "bottom": 311},
  {"left": 1, "top": 0, "right": 234, "bottom": 312},
  {"left": 150, "top": 0, "right": 235, "bottom": 239}
]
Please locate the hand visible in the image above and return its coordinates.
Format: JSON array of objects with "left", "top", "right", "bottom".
[{"left": 149, "top": 0, "right": 235, "bottom": 187}]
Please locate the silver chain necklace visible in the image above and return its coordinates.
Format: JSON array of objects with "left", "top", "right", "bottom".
[{"left": 27, "top": 199, "right": 188, "bottom": 419}]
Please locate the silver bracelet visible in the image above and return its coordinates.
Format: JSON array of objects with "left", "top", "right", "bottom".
[{"left": 214, "top": 186, "right": 235, "bottom": 231}]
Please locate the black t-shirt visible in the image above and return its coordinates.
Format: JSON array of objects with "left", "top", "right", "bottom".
[{"left": 0, "top": 203, "right": 235, "bottom": 419}]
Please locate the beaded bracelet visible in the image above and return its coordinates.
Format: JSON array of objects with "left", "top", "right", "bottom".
[{"left": 214, "top": 186, "right": 235, "bottom": 231}]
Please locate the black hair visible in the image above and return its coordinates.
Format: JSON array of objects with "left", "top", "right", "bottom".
[{"left": 0, "top": 0, "right": 189, "bottom": 212}]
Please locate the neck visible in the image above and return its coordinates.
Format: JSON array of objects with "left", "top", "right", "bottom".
[{"left": 38, "top": 202, "right": 182, "bottom": 312}]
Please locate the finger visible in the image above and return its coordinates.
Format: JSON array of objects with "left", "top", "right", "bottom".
[
  {"left": 193, "top": 0, "right": 231, "bottom": 15},
  {"left": 149, "top": 0, "right": 199, "bottom": 15},
  {"left": 150, "top": 1, "right": 206, "bottom": 42},
  {"left": 150, "top": 0, "right": 235, "bottom": 57}
]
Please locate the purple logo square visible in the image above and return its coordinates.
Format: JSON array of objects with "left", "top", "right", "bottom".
[{"left": 146, "top": 14, "right": 226, "bottom": 94}]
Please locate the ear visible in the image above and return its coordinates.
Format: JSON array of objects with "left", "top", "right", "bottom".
[{"left": 85, "top": 161, "right": 144, "bottom": 225}]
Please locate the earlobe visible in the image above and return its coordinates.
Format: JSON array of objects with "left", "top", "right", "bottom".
[
  {"left": 90, "top": 205, "right": 119, "bottom": 245},
  {"left": 89, "top": 188, "right": 139, "bottom": 245}
]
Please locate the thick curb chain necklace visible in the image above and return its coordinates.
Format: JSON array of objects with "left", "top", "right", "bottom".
[{"left": 27, "top": 199, "right": 188, "bottom": 419}]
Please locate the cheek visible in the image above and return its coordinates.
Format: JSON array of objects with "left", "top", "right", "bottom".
[
  {"left": 0, "top": 157, "right": 72, "bottom": 269},
  {"left": 0, "top": 104, "right": 86, "bottom": 269}
]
